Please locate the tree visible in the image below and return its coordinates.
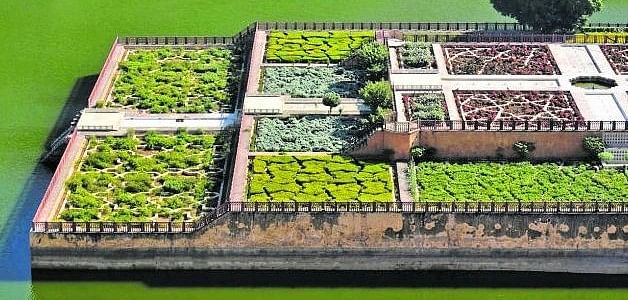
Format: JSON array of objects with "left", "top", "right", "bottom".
[
  {"left": 491, "top": 0, "right": 603, "bottom": 33},
  {"left": 359, "top": 81, "right": 393, "bottom": 110},
  {"left": 351, "top": 41, "right": 389, "bottom": 80},
  {"left": 322, "top": 92, "right": 341, "bottom": 114}
]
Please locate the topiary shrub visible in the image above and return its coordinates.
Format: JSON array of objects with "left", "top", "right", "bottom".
[
  {"left": 582, "top": 136, "right": 606, "bottom": 158},
  {"left": 512, "top": 141, "right": 536, "bottom": 159},
  {"left": 359, "top": 81, "right": 392, "bottom": 110},
  {"left": 322, "top": 92, "right": 341, "bottom": 114}
]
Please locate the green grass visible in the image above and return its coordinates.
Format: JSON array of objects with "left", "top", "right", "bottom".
[
  {"left": 28, "top": 283, "right": 628, "bottom": 300},
  {"left": 1, "top": 0, "right": 627, "bottom": 299}
]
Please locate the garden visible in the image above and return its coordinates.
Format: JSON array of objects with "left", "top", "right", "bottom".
[
  {"left": 600, "top": 45, "right": 628, "bottom": 75},
  {"left": 453, "top": 90, "right": 583, "bottom": 122},
  {"left": 248, "top": 155, "right": 394, "bottom": 202},
  {"left": 397, "top": 42, "right": 436, "bottom": 70},
  {"left": 413, "top": 162, "right": 628, "bottom": 202},
  {"left": 57, "top": 131, "right": 226, "bottom": 222},
  {"left": 108, "top": 47, "right": 238, "bottom": 113},
  {"left": 402, "top": 93, "right": 448, "bottom": 121},
  {"left": 254, "top": 117, "right": 365, "bottom": 152},
  {"left": 261, "top": 66, "right": 365, "bottom": 98},
  {"left": 265, "top": 31, "right": 373, "bottom": 63},
  {"left": 443, "top": 44, "right": 560, "bottom": 75}
]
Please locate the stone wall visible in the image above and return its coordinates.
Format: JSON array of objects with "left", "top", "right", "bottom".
[{"left": 31, "top": 212, "right": 628, "bottom": 273}]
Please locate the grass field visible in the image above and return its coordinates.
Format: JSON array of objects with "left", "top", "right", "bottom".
[{"left": 1, "top": 0, "right": 627, "bottom": 299}]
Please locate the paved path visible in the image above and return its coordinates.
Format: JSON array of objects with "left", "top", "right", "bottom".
[
  {"left": 245, "top": 31, "right": 267, "bottom": 96},
  {"left": 395, "top": 162, "right": 414, "bottom": 203},
  {"left": 229, "top": 115, "right": 254, "bottom": 203}
]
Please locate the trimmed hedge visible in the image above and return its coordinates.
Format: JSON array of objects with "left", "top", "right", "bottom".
[{"left": 265, "top": 31, "right": 374, "bottom": 63}]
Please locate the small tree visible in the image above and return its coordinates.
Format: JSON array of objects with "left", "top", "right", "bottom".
[
  {"left": 582, "top": 136, "right": 606, "bottom": 158},
  {"left": 491, "top": 0, "right": 603, "bottom": 33},
  {"left": 322, "top": 92, "right": 341, "bottom": 114},
  {"left": 351, "top": 41, "right": 389, "bottom": 80},
  {"left": 359, "top": 81, "right": 393, "bottom": 110}
]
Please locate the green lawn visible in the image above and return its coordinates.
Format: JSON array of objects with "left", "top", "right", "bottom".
[{"left": 1, "top": 0, "right": 627, "bottom": 299}]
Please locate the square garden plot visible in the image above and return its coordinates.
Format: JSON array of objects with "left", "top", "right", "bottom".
[
  {"left": 443, "top": 44, "right": 560, "bottom": 75},
  {"left": 253, "top": 116, "right": 366, "bottom": 152},
  {"left": 402, "top": 93, "right": 448, "bottom": 121},
  {"left": 261, "top": 66, "right": 365, "bottom": 98},
  {"left": 397, "top": 42, "right": 437, "bottom": 70},
  {"left": 56, "top": 131, "right": 229, "bottom": 222},
  {"left": 600, "top": 45, "right": 628, "bottom": 75},
  {"left": 248, "top": 155, "right": 394, "bottom": 202},
  {"left": 107, "top": 47, "right": 240, "bottom": 113},
  {"left": 453, "top": 90, "right": 583, "bottom": 122},
  {"left": 414, "top": 162, "right": 628, "bottom": 202},
  {"left": 265, "top": 31, "right": 374, "bottom": 63}
]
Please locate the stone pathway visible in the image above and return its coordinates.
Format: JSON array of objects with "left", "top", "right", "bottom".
[{"left": 228, "top": 115, "right": 254, "bottom": 203}]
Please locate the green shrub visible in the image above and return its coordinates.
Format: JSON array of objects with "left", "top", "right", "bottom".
[
  {"left": 598, "top": 151, "right": 614, "bottom": 162},
  {"left": 583, "top": 136, "right": 606, "bottom": 157},
  {"left": 161, "top": 175, "right": 196, "bottom": 194},
  {"left": 67, "top": 188, "right": 103, "bottom": 209},
  {"left": 400, "top": 42, "right": 434, "bottom": 68},
  {"left": 113, "top": 192, "right": 146, "bottom": 208},
  {"left": 59, "top": 208, "right": 99, "bottom": 222},
  {"left": 359, "top": 81, "right": 393, "bottom": 110},
  {"left": 352, "top": 41, "right": 389, "bottom": 80},
  {"left": 123, "top": 172, "right": 153, "bottom": 193},
  {"left": 322, "top": 92, "right": 341, "bottom": 114},
  {"left": 262, "top": 66, "right": 364, "bottom": 98}
]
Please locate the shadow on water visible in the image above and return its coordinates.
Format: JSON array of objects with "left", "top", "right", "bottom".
[
  {"left": 0, "top": 75, "right": 96, "bottom": 282},
  {"left": 32, "top": 269, "right": 628, "bottom": 288}
]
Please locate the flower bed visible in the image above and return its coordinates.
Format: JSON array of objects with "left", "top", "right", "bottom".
[
  {"left": 248, "top": 155, "right": 394, "bottom": 202},
  {"left": 397, "top": 42, "right": 436, "bottom": 69},
  {"left": 600, "top": 45, "right": 628, "bottom": 75},
  {"left": 108, "top": 48, "right": 237, "bottom": 113},
  {"left": 265, "top": 31, "right": 373, "bottom": 63},
  {"left": 454, "top": 90, "right": 583, "bottom": 122},
  {"left": 57, "top": 132, "right": 226, "bottom": 222},
  {"left": 402, "top": 93, "right": 448, "bottom": 121},
  {"left": 261, "top": 66, "right": 364, "bottom": 98},
  {"left": 443, "top": 44, "right": 560, "bottom": 75},
  {"left": 415, "top": 162, "right": 628, "bottom": 202},
  {"left": 254, "top": 117, "right": 365, "bottom": 152}
]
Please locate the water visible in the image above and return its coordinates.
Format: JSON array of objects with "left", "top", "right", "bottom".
[{"left": 2, "top": 0, "right": 628, "bottom": 299}]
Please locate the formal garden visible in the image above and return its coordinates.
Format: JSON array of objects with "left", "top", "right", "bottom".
[
  {"left": 453, "top": 90, "right": 583, "bottom": 122},
  {"left": 57, "top": 131, "right": 226, "bottom": 222},
  {"left": 411, "top": 162, "right": 628, "bottom": 202},
  {"left": 265, "top": 31, "right": 374, "bottom": 63},
  {"left": 107, "top": 47, "right": 239, "bottom": 113},
  {"left": 247, "top": 155, "right": 394, "bottom": 202},
  {"left": 253, "top": 117, "right": 365, "bottom": 152},
  {"left": 443, "top": 44, "right": 560, "bottom": 75},
  {"left": 600, "top": 44, "right": 628, "bottom": 74}
]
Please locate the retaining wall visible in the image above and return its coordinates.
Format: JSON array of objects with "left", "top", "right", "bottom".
[{"left": 31, "top": 212, "right": 628, "bottom": 273}]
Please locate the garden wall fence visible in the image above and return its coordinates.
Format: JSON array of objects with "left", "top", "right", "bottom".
[
  {"left": 31, "top": 200, "right": 628, "bottom": 234},
  {"left": 404, "top": 33, "right": 628, "bottom": 43},
  {"left": 254, "top": 22, "right": 628, "bottom": 32},
  {"left": 385, "top": 120, "right": 628, "bottom": 133}
]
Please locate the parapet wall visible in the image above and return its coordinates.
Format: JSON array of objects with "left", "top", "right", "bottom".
[{"left": 31, "top": 212, "right": 628, "bottom": 273}]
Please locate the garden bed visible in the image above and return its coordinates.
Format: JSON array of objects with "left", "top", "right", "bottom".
[
  {"left": 57, "top": 131, "right": 228, "bottom": 222},
  {"left": 248, "top": 155, "right": 394, "bottom": 202},
  {"left": 265, "top": 31, "right": 373, "bottom": 63},
  {"left": 261, "top": 66, "right": 365, "bottom": 98},
  {"left": 397, "top": 42, "right": 436, "bottom": 70},
  {"left": 254, "top": 117, "right": 365, "bottom": 152},
  {"left": 108, "top": 47, "right": 239, "bottom": 113},
  {"left": 402, "top": 93, "right": 448, "bottom": 121},
  {"left": 414, "top": 162, "right": 628, "bottom": 202},
  {"left": 453, "top": 90, "right": 583, "bottom": 122},
  {"left": 443, "top": 44, "right": 560, "bottom": 75},
  {"left": 600, "top": 45, "right": 628, "bottom": 75}
]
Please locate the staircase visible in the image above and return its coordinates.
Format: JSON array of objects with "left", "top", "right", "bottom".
[
  {"left": 41, "top": 125, "right": 75, "bottom": 163},
  {"left": 602, "top": 132, "right": 628, "bottom": 165}
]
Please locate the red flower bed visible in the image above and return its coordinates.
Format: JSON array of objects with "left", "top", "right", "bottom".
[
  {"left": 453, "top": 90, "right": 583, "bottom": 122},
  {"left": 600, "top": 45, "right": 628, "bottom": 75},
  {"left": 443, "top": 44, "right": 560, "bottom": 75}
]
